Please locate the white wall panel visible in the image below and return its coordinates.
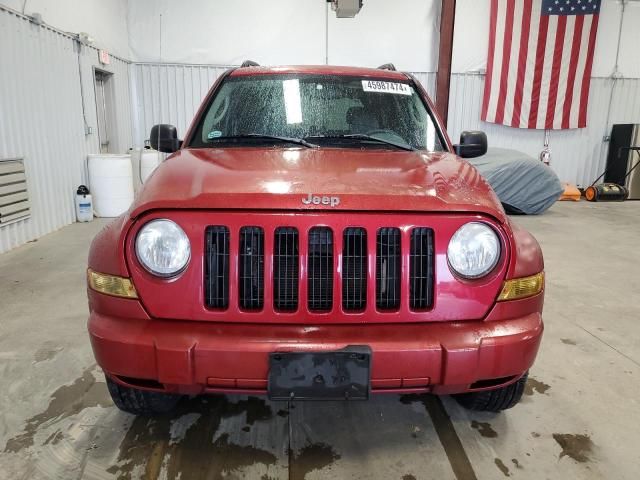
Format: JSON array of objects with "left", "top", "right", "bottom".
[
  {"left": 127, "top": 0, "right": 327, "bottom": 65},
  {"left": 3, "top": 0, "right": 130, "bottom": 58},
  {"left": 126, "top": 0, "right": 442, "bottom": 70},
  {"left": 0, "top": 8, "right": 132, "bottom": 254},
  {"left": 617, "top": 2, "right": 640, "bottom": 79},
  {"left": 327, "top": 0, "right": 441, "bottom": 71},
  {"left": 448, "top": 73, "right": 640, "bottom": 186}
]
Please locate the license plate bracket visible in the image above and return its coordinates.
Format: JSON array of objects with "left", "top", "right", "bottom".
[{"left": 268, "top": 345, "right": 371, "bottom": 401}]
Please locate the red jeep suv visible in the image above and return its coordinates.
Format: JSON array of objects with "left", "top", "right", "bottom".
[{"left": 87, "top": 63, "right": 544, "bottom": 415}]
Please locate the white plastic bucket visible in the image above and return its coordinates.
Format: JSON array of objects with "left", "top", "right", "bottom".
[
  {"left": 88, "top": 154, "right": 134, "bottom": 217},
  {"left": 130, "top": 147, "right": 163, "bottom": 192},
  {"left": 129, "top": 148, "right": 142, "bottom": 192},
  {"left": 141, "top": 149, "right": 162, "bottom": 183}
]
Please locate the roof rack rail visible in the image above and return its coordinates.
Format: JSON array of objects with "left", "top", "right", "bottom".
[
  {"left": 240, "top": 60, "right": 260, "bottom": 68},
  {"left": 377, "top": 63, "right": 396, "bottom": 71}
]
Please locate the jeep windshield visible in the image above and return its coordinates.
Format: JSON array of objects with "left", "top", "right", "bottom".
[{"left": 189, "top": 74, "right": 445, "bottom": 152}]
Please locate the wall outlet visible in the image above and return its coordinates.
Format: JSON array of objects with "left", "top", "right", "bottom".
[{"left": 85, "top": 125, "right": 93, "bottom": 135}]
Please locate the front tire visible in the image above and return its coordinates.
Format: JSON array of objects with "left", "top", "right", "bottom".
[
  {"left": 106, "top": 375, "right": 181, "bottom": 415},
  {"left": 454, "top": 372, "right": 528, "bottom": 412}
]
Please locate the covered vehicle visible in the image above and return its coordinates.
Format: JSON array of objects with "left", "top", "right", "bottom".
[
  {"left": 469, "top": 147, "right": 563, "bottom": 215},
  {"left": 87, "top": 64, "right": 544, "bottom": 415}
]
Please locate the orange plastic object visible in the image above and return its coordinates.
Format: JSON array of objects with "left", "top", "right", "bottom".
[{"left": 559, "top": 183, "right": 581, "bottom": 201}]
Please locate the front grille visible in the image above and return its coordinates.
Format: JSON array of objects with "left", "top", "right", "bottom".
[
  {"left": 376, "top": 228, "right": 401, "bottom": 310},
  {"left": 342, "top": 227, "right": 367, "bottom": 311},
  {"left": 239, "top": 227, "right": 264, "bottom": 310},
  {"left": 410, "top": 228, "right": 434, "bottom": 309},
  {"left": 202, "top": 223, "right": 434, "bottom": 314},
  {"left": 205, "top": 226, "right": 230, "bottom": 309},
  {"left": 307, "top": 227, "right": 333, "bottom": 311},
  {"left": 273, "top": 227, "right": 299, "bottom": 311}
]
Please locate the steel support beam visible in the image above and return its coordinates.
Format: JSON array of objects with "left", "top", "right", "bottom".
[{"left": 436, "top": 0, "right": 456, "bottom": 127}]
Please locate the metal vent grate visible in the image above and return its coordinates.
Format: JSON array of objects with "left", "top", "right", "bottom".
[
  {"left": 342, "top": 227, "right": 367, "bottom": 311},
  {"left": 410, "top": 228, "right": 434, "bottom": 309},
  {"left": 205, "top": 226, "right": 230, "bottom": 309},
  {"left": 239, "top": 226, "right": 264, "bottom": 310},
  {"left": 307, "top": 227, "right": 333, "bottom": 311},
  {"left": 376, "top": 227, "right": 401, "bottom": 310},
  {"left": 0, "top": 159, "right": 30, "bottom": 226},
  {"left": 273, "top": 227, "right": 299, "bottom": 311}
]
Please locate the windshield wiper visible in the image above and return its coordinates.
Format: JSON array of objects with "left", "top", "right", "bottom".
[
  {"left": 209, "top": 133, "right": 318, "bottom": 148},
  {"left": 304, "top": 134, "right": 415, "bottom": 152}
]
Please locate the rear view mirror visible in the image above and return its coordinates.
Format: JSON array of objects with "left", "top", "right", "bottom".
[
  {"left": 454, "top": 131, "right": 487, "bottom": 158},
  {"left": 150, "top": 124, "right": 180, "bottom": 153}
]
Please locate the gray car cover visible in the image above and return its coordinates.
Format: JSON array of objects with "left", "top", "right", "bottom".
[{"left": 468, "top": 147, "right": 563, "bottom": 215}]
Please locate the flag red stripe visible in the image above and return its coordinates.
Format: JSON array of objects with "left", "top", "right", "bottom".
[
  {"left": 511, "top": 0, "right": 533, "bottom": 127},
  {"left": 481, "top": 0, "right": 499, "bottom": 121},
  {"left": 545, "top": 15, "right": 567, "bottom": 129},
  {"left": 494, "top": 0, "right": 515, "bottom": 124},
  {"left": 579, "top": 14, "right": 599, "bottom": 128},
  {"left": 528, "top": 14, "right": 549, "bottom": 129},
  {"left": 562, "top": 15, "right": 584, "bottom": 129}
]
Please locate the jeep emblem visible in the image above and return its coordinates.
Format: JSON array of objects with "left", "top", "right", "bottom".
[{"left": 302, "top": 193, "right": 340, "bottom": 207}]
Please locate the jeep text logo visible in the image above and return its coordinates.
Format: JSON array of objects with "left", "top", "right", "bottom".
[{"left": 302, "top": 193, "right": 340, "bottom": 207}]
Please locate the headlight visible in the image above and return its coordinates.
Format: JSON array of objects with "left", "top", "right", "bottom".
[
  {"left": 447, "top": 222, "right": 500, "bottom": 279},
  {"left": 135, "top": 219, "right": 191, "bottom": 277}
]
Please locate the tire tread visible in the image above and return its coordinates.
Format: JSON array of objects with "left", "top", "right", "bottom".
[
  {"left": 454, "top": 372, "right": 528, "bottom": 412},
  {"left": 106, "top": 376, "right": 181, "bottom": 415}
]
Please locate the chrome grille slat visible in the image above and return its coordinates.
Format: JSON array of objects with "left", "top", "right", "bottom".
[
  {"left": 273, "top": 227, "right": 299, "bottom": 311},
  {"left": 376, "top": 227, "right": 401, "bottom": 310},
  {"left": 308, "top": 227, "right": 333, "bottom": 311},
  {"left": 342, "top": 227, "right": 367, "bottom": 311},
  {"left": 410, "top": 227, "right": 434, "bottom": 309},
  {"left": 239, "top": 226, "right": 264, "bottom": 310},
  {"left": 205, "top": 226, "right": 230, "bottom": 309}
]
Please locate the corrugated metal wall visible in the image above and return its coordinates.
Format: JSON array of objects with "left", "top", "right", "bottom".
[
  {"left": 0, "top": 7, "right": 133, "bottom": 254},
  {"left": 412, "top": 72, "right": 438, "bottom": 102},
  {"left": 448, "top": 73, "right": 640, "bottom": 186},
  {"left": 130, "top": 64, "right": 231, "bottom": 145},
  {"left": 129, "top": 63, "right": 438, "bottom": 146}
]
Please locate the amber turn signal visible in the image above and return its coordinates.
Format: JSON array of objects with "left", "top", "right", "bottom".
[
  {"left": 87, "top": 269, "right": 138, "bottom": 299},
  {"left": 497, "top": 272, "right": 544, "bottom": 301}
]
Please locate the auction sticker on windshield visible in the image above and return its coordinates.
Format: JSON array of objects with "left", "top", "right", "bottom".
[{"left": 361, "top": 80, "right": 412, "bottom": 95}]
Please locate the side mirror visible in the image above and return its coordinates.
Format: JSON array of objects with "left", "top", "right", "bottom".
[
  {"left": 150, "top": 124, "right": 180, "bottom": 153},
  {"left": 454, "top": 130, "right": 487, "bottom": 158}
]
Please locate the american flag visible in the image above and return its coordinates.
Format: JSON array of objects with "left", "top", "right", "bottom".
[{"left": 481, "top": 0, "right": 601, "bottom": 130}]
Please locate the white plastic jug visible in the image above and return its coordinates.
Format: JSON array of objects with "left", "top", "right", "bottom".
[{"left": 75, "top": 185, "right": 93, "bottom": 222}]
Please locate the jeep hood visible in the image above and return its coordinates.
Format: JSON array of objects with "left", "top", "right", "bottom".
[{"left": 130, "top": 147, "right": 506, "bottom": 222}]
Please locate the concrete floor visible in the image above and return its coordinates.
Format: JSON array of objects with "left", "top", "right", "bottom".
[{"left": 0, "top": 201, "right": 639, "bottom": 480}]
